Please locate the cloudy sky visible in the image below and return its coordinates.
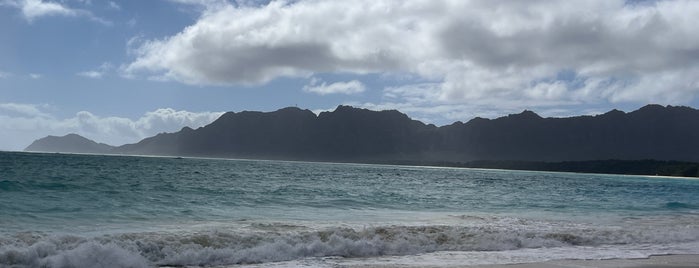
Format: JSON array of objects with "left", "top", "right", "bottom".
[{"left": 1, "top": 0, "right": 698, "bottom": 150}]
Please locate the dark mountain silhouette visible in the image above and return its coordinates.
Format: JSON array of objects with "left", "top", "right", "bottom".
[
  {"left": 112, "top": 106, "right": 436, "bottom": 161},
  {"left": 24, "top": 133, "right": 114, "bottom": 154},
  {"left": 437, "top": 104, "right": 699, "bottom": 162},
  {"left": 25, "top": 104, "right": 699, "bottom": 163}
]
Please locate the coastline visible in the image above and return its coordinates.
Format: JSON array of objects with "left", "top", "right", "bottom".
[
  {"left": 215, "top": 254, "right": 699, "bottom": 268},
  {"left": 468, "top": 254, "right": 699, "bottom": 268},
  {"left": 358, "top": 255, "right": 699, "bottom": 268},
  {"left": 12, "top": 150, "right": 699, "bottom": 179},
  {"left": 330, "top": 254, "right": 699, "bottom": 268}
]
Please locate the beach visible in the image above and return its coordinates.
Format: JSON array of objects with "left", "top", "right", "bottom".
[
  {"left": 225, "top": 254, "right": 699, "bottom": 268},
  {"left": 474, "top": 254, "right": 699, "bottom": 268}
]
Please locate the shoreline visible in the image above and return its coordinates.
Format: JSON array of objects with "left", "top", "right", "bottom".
[
  {"left": 468, "top": 254, "right": 699, "bottom": 268},
  {"left": 214, "top": 254, "right": 699, "bottom": 268},
  {"left": 10, "top": 150, "right": 699, "bottom": 179},
  {"left": 322, "top": 254, "right": 699, "bottom": 268}
]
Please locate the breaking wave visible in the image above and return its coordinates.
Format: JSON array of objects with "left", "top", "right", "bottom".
[{"left": 2, "top": 216, "right": 699, "bottom": 267}]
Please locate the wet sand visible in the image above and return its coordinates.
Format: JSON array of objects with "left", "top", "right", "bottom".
[
  {"left": 432, "top": 254, "right": 699, "bottom": 268},
  {"left": 219, "top": 254, "right": 699, "bottom": 268}
]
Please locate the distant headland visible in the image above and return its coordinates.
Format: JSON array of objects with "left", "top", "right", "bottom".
[{"left": 25, "top": 104, "right": 699, "bottom": 177}]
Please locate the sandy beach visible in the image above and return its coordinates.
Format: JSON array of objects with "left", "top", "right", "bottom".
[
  {"left": 220, "top": 254, "right": 699, "bottom": 268},
  {"left": 353, "top": 255, "right": 699, "bottom": 268},
  {"left": 462, "top": 255, "right": 699, "bottom": 268}
]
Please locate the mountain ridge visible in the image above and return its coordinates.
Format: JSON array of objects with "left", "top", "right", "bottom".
[{"left": 24, "top": 104, "right": 699, "bottom": 163}]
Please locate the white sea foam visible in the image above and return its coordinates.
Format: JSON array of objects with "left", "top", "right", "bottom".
[
  {"left": 0, "top": 238, "right": 149, "bottom": 268},
  {"left": 2, "top": 215, "right": 699, "bottom": 267}
]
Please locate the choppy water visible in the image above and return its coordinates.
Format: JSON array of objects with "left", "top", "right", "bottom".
[{"left": 1, "top": 151, "right": 699, "bottom": 267}]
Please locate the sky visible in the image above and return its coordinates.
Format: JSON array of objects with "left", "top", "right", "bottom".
[{"left": 1, "top": 0, "right": 698, "bottom": 150}]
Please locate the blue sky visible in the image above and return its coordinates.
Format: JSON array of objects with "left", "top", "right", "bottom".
[{"left": 1, "top": 0, "right": 698, "bottom": 150}]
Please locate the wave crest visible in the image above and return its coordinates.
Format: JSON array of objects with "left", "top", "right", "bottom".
[{"left": 2, "top": 218, "right": 699, "bottom": 267}]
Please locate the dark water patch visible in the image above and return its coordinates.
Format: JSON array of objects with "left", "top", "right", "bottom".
[
  {"left": 665, "top": 201, "right": 697, "bottom": 209},
  {"left": 31, "top": 182, "right": 72, "bottom": 191},
  {"left": 40, "top": 206, "right": 84, "bottom": 213},
  {"left": 0, "top": 180, "right": 23, "bottom": 191}
]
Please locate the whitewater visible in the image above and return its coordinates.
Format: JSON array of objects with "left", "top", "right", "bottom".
[{"left": 1, "top": 151, "right": 699, "bottom": 267}]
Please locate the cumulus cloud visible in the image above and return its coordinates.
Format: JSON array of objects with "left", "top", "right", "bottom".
[
  {"left": 124, "top": 0, "right": 699, "bottom": 114},
  {"left": 351, "top": 85, "right": 578, "bottom": 125},
  {"left": 303, "top": 78, "right": 366, "bottom": 95},
  {"left": 1, "top": 0, "right": 109, "bottom": 23},
  {"left": 0, "top": 103, "right": 224, "bottom": 151}
]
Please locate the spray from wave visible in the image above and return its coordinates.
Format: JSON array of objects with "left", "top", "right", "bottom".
[{"left": 2, "top": 217, "right": 699, "bottom": 267}]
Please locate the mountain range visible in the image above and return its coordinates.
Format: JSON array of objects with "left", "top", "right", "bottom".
[{"left": 24, "top": 104, "right": 699, "bottom": 163}]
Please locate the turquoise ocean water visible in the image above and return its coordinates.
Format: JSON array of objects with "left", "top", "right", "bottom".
[{"left": 2, "top": 151, "right": 699, "bottom": 267}]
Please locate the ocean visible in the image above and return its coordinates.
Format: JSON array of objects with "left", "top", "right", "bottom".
[{"left": 1, "top": 151, "right": 699, "bottom": 267}]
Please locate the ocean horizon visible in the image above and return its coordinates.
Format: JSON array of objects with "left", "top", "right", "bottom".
[{"left": 2, "top": 151, "right": 699, "bottom": 267}]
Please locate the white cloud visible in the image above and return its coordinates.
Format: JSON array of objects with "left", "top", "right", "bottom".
[
  {"left": 29, "top": 73, "right": 41, "bottom": 79},
  {"left": 125, "top": 0, "right": 699, "bottom": 114},
  {"left": 76, "top": 71, "right": 102, "bottom": 78},
  {"left": 169, "top": 0, "right": 229, "bottom": 11},
  {"left": 349, "top": 82, "right": 581, "bottom": 125},
  {"left": 303, "top": 78, "right": 366, "bottom": 95},
  {"left": 0, "top": 71, "right": 10, "bottom": 78},
  {"left": 126, "top": 18, "right": 137, "bottom": 27},
  {"left": 77, "top": 62, "right": 113, "bottom": 79},
  {"left": 107, "top": 1, "right": 120, "bottom": 10},
  {"left": 0, "top": 103, "right": 224, "bottom": 151},
  {"left": 0, "top": 102, "right": 52, "bottom": 118},
  {"left": 21, "top": 0, "right": 75, "bottom": 20},
  {"left": 1, "top": 0, "right": 109, "bottom": 24}
]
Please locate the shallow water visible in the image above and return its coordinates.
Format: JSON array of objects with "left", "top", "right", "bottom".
[{"left": 1, "top": 151, "right": 699, "bottom": 267}]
